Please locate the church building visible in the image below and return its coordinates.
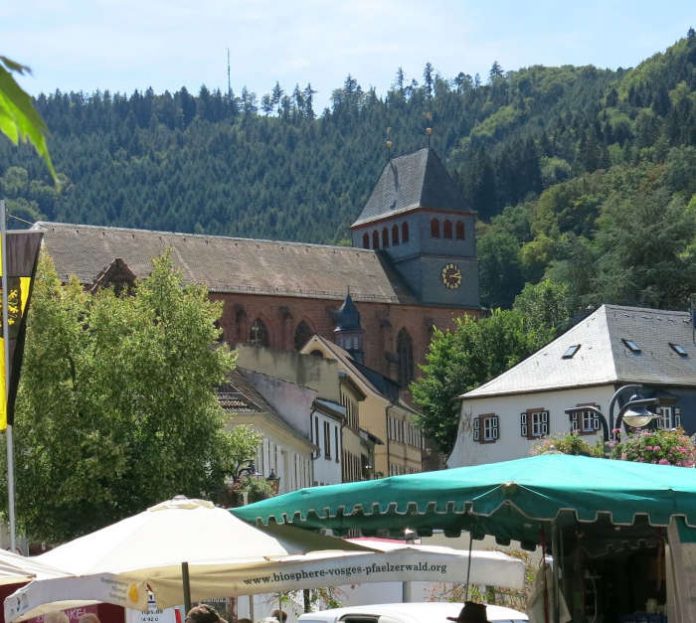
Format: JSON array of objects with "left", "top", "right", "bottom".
[{"left": 32, "top": 147, "right": 480, "bottom": 390}]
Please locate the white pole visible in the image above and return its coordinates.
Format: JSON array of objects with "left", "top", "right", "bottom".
[{"left": 0, "top": 200, "right": 16, "bottom": 551}]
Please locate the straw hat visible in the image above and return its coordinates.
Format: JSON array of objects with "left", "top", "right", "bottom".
[{"left": 446, "top": 602, "right": 489, "bottom": 623}]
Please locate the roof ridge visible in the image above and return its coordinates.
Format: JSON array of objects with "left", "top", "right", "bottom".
[{"left": 34, "top": 221, "right": 376, "bottom": 254}]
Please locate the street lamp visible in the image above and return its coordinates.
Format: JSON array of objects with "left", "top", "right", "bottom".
[
  {"left": 266, "top": 468, "right": 281, "bottom": 494},
  {"left": 235, "top": 461, "right": 260, "bottom": 481},
  {"left": 565, "top": 385, "right": 659, "bottom": 447},
  {"left": 615, "top": 396, "right": 658, "bottom": 432},
  {"left": 607, "top": 384, "right": 648, "bottom": 431},
  {"left": 565, "top": 405, "right": 609, "bottom": 442}
]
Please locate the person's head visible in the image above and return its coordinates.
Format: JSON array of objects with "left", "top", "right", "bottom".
[
  {"left": 271, "top": 611, "right": 287, "bottom": 623},
  {"left": 78, "top": 614, "right": 101, "bottom": 623},
  {"left": 446, "top": 602, "right": 489, "bottom": 623},
  {"left": 44, "top": 612, "right": 70, "bottom": 623},
  {"left": 186, "top": 605, "right": 227, "bottom": 623}
]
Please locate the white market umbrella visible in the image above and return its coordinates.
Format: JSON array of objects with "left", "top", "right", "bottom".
[
  {"left": 4, "top": 497, "right": 524, "bottom": 622},
  {"left": 0, "top": 548, "right": 67, "bottom": 585}
]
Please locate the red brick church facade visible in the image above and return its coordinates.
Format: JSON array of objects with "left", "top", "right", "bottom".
[{"left": 34, "top": 147, "right": 480, "bottom": 388}]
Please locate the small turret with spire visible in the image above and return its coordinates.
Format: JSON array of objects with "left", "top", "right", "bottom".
[{"left": 334, "top": 289, "right": 364, "bottom": 363}]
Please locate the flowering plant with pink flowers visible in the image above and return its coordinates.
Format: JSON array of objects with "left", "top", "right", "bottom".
[{"left": 610, "top": 428, "right": 696, "bottom": 467}]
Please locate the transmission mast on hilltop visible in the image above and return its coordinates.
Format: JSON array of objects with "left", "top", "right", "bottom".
[{"left": 226, "top": 48, "right": 232, "bottom": 100}]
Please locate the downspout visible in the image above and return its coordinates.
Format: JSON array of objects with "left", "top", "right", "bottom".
[{"left": 386, "top": 403, "right": 394, "bottom": 476}]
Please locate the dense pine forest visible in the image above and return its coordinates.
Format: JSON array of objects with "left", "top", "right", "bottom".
[{"left": 3, "top": 30, "right": 696, "bottom": 311}]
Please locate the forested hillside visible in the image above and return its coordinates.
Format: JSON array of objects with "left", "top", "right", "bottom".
[{"left": 3, "top": 29, "right": 696, "bottom": 311}]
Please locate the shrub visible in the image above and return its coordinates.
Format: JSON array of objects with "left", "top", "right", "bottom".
[
  {"left": 530, "top": 433, "right": 603, "bottom": 457},
  {"left": 611, "top": 428, "right": 696, "bottom": 467}
]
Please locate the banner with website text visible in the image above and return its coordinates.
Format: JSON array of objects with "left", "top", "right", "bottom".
[{"left": 5, "top": 549, "right": 524, "bottom": 621}]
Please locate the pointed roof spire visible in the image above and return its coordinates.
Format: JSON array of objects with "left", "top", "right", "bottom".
[
  {"left": 334, "top": 290, "right": 361, "bottom": 332},
  {"left": 351, "top": 148, "right": 470, "bottom": 228}
]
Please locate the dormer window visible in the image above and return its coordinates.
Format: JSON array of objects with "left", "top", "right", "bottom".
[
  {"left": 622, "top": 338, "right": 641, "bottom": 353},
  {"left": 669, "top": 342, "right": 688, "bottom": 357},
  {"left": 562, "top": 344, "right": 581, "bottom": 359}
]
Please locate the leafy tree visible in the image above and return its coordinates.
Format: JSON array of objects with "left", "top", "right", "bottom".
[
  {"left": 591, "top": 189, "right": 696, "bottom": 308},
  {"left": 3, "top": 252, "right": 258, "bottom": 541},
  {"left": 412, "top": 307, "right": 558, "bottom": 454},
  {"left": 513, "top": 279, "right": 572, "bottom": 337}
]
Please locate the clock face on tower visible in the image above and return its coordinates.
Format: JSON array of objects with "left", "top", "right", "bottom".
[{"left": 441, "top": 263, "right": 462, "bottom": 289}]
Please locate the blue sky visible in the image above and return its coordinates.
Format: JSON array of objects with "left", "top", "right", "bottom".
[{"left": 3, "top": 1, "right": 695, "bottom": 110}]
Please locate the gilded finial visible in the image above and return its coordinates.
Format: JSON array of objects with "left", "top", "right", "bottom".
[
  {"left": 424, "top": 112, "right": 433, "bottom": 148},
  {"left": 385, "top": 127, "right": 393, "bottom": 160}
]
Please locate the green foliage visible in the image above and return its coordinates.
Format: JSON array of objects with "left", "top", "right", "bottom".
[
  {"left": 530, "top": 433, "right": 603, "bottom": 457},
  {"left": 412, "top": 300, "right": 564, "bottom": 454},
  {"left": 0, "top": 56, "right": 56, "bottom": 181},
  {"left": 610, "top": 428, "right": 696, "bottom": 466},
  {"left": 513, "top": 279, "right": 572, "bottom": 336},
  {"left": 1, "top": 253, "right": 257, "bottom": 541},
  {"left": 2, "top": 34, "right": 696, "bottom": 309}
]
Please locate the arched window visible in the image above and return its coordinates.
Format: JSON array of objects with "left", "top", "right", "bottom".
[
  {"left": 456, "top": 221, "right": 465, "bottom": 240},
  {"left": 391, "top": 224, "right": 399, "bottom": 246},
  {"left": 382, "top": 228, "right": 389, "bottom": 248},
  {"left": 249, "top": 319, "right": 270, "bottom": 347},
  {"left": 443, "top": 220, "right": 453, "bottom": 239},
  {"left": 310, "top": 349, "right": 323, "bottom": 357},
  {"left": 430, "top": 219, "right": 440, "bottom": 238},
  {"left": 362, "top": 232, "right": 370, "bottom": 248},
  {"left": 402, "top": 222, "right": 410, "bottom": 243},
  {"left": 396, "top": 328, "right": 414, "bottom": 388},
  {"left": 372, "top": 231, "right": 380, "bottom": 249},
  {"left": 294, "top": 321, "right": 313, "bottom": 351}
]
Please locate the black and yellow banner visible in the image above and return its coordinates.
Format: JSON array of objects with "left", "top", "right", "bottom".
[{"left": 0, "top": 231, "right": 43, "bottom": 430}]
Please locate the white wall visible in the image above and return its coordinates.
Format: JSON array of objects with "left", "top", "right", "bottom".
[
  {"left": 311, "top": 409, "right": 342, "bottom": 486},
  {"left": 256, "top": 433, "right": 313, "bottom": 494},
  {"left": 448, "top": 384, "right": 617, "bottom": 467}
]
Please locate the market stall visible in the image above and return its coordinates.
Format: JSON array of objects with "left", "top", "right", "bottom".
[
  {"left": 233, "top": 454, "right": 696, "bottom": 623},
  {"left": 4, "top": 496, "right": 524, "bottom": 623}
]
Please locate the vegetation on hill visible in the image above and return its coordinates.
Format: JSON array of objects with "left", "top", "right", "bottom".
[{"left": 1, "top": 30, "right": 696, "bottom": 314}]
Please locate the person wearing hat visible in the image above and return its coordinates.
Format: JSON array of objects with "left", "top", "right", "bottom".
[
  {"left": 446, "top": 602, "right": 489, "bottom": 623},
  {"left": 186, "top": 604, "right": 228, "bottom": 623}
]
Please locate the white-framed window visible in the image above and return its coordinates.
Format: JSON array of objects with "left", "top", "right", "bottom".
[
  {"left": 520, "top": 409, "right": 549, "bottom": 439},
  {"left": 473, "top": 414, "right": 499, "bottom": 444},
  {"left": 568, "top": 407, "right": 601, "bottom": 436},
  {"left": 655, "top": 406, "right": 681, "bottom": 430}
]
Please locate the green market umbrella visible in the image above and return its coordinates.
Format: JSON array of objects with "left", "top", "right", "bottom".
[{"left": 232, "top": 454, "right": 696, "bottom": 549}]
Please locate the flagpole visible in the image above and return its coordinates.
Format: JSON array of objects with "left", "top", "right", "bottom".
[{"left": 1, "top": 200, "right": 16, "bottom": 551}]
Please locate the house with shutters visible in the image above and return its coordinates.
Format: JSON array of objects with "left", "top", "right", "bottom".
[{"left": 448, "top": 304, "right": 696, "bottom": 468}]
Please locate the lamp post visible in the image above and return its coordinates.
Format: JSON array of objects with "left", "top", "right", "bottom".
[
  {"left": 266, "top": 468, "right": 281, "bottom": 494},
  {"left": 615, "top": 396, "right": 658, "bottom": 435},
  {"left": 607, "top": 384, "right": 648, "bottom": 432},
  {"left": 565, "top": 405, "right": 609, "bottom": 442},
  {"left": 565, "top": 385, "right": 659, "bottom": 448}
]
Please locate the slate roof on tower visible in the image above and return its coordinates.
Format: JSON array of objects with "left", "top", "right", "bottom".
[
  {"left": 351, "top": 148, "right": 473, "bottom": 227},
  {"left": 31, "top": 222, "right": 418, "bottom": 304}
]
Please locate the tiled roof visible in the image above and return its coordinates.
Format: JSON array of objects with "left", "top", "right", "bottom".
[
  {"left": 217, "top": 370, "right": 270, "bottom": 414},
  {"left": 32, "top": 222, "right": 418, "bottom": 304},
  {"left": 352, "top": 148, "right": 472, "bottom": 227},
  {"left": 463, "top": 304, "right": 696, "bottom": 399},
  {"left": 220, "top": 369, "right": 312, "bottom": 445}
]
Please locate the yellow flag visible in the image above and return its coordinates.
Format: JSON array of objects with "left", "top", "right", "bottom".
[{"left": 0, "top": 231, "right": 43, "bottom": 430}]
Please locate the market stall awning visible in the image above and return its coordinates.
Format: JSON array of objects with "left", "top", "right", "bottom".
[
  {"left": 232, "top": 454, "right": 696, "bottom": 548},
  {"left": 4, "top": 496, "right": 524, "bottom": 622}
]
